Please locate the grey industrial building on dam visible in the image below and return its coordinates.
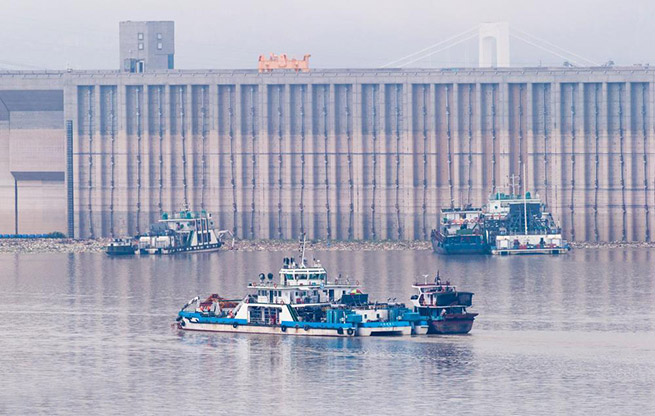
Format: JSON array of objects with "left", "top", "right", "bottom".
[{"left": 1, "top": 21, "right": 654, "bottom": 242}]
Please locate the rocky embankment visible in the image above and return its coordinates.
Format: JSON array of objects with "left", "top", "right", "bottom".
[
  {"left": 0, "top": 238, "right": 109, "bottom": 253},
  {"left": 0, "top": 238, "right": 431, "bottom": 254},
  {"left": 569, "top": 241, "right": 655, "bottom": 249},
  {"left": 1, "top": 238, "right": 653, "bottom": 254}
]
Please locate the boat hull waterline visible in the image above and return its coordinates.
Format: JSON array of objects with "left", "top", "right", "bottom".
[{"left": 427, "top": 313, "right": 478, "bottom": 334}]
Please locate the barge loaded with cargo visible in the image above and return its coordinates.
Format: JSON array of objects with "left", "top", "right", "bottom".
[
  {"left": 431, "top": 206, "right": 488, "bottom": 254},
  {"left": 484, "top": 191, "right": 569, "bottom": 255},
  {"left": 431, "top": 181, "right": 570, "bottom": 255},
  {"left": 138, "top": 209, "right": 230, "bottom": 254},
  {"left": 105, "top": 208, "right": 232, "bottom": 255}
]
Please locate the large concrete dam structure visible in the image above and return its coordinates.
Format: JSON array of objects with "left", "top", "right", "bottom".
[
  {"left": 1, "top": 66, "right": 654, "bottom": 242},
  {"left": 1, "top": 21, "right": 654, "bottom": 242}
]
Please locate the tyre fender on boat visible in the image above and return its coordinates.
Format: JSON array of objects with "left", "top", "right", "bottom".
[
  {"left": 281, "top": 325, "right": 287, "bottom": 332},
  {"left": 303, "top": 325, "right": 310, "bottom": 331},
  {"left": 346, "top": 328, "right": 355, "bottom": 336},
  {"left": 180, "top": 320, "right": 186, "bottom": 327},
  {"left": 337, "top": 327, "right": 344, "bottom": 335},
  {"left": 232, "top": 323, "right": 238, "bottom": 329}
]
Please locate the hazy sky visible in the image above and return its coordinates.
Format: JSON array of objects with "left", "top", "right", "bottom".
[{"left": 0, "top": 0, "right": 653, "bottom": 70}]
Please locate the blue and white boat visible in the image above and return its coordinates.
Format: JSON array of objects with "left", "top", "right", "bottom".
[{"left": 176, "top": 239, "right": 423, "bottom": 337}]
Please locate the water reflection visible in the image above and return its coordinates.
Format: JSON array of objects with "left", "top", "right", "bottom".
[{"left": 0, "top": 248, "right": 654, "bottom": 414}]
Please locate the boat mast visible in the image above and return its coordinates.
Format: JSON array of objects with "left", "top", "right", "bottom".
[
  {"left": 299, "top": 233, "right": 307, "bottom": 267},
  {"left": 523, "top": 164, "right": 528, "bottom": 235}
]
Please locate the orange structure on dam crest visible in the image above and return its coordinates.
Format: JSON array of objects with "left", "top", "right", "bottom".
[{"left": 258, "top": 53, "right": 311, "bottom": 73}]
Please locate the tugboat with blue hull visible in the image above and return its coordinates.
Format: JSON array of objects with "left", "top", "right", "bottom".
[
  {"left": 177, "top": 237, "right": 415, "bottom": 337},
  {"left": 410, "top": 273, "right": 477, "bottom": 334},
  {"left": 105, "top": 238, "right": 137, "bottom": 256},
  {"left": 431, "top": 206, "right": 487, "bottom": 255}
]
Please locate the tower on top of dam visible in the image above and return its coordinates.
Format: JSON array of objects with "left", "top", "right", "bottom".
[
  {"left": 479, "top": 22, "right": 510, "bottom": 67},
  {"left": 119, "top": 21, "right": 175, "bottom": 73}
]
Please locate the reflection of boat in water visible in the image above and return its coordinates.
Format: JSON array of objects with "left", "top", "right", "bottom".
[
  {"left": 138, "top": 209, "right": 231, "bottom": 255},
  {"left": 176, "top": 237, "right": 423, "bottom": 337},
  {"left": 410, "top": 273, "right": 477, "bottom": 334},
  {"left": 431, "top": 206, "right": 488, "bottom": 254},
  {"left": 105, "top": 238, "right": 136, "bottom": 256}
]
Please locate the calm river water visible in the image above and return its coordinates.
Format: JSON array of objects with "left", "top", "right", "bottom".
[{"left": 1, "top": 248, "right": 654, "bottom": 415}]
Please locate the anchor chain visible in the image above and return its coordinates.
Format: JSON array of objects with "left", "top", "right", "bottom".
[
  {"left": 180, "top": 87, "right": 189, "bottom": 209},
  {"left": 466, "top": 84, "right": 473, "bottom": 205},
  {"left": 277, "top": 86, "right": 284, "bottom": 239},
  {"left": 109, "top": 87, "right": 116, "bottom": 237},
  {"left": 371, "top": 86, "right": 377, "bottom": 239},
  {"left": 346, "top": 86, "right": 355, "bottom": 240},
  {"left": 446, "top": 86, "right": 454, "bottom": 208},
  {"left": 87, "top": 88, "right": 94, "bottom": 238},
  {"left": 136, "top": 87, "right": 142, "bottom": 235},
  {"left": 395, "top": 85, "right": 402, "bottom": 240},
  {"left": 299, "top": 85, "right": 306, "bottom": 236},
  {"left": 543, "top": 85, "right": 549, "bottom": 208},
  {"left": 642, "top": 84, "right": 651, "bottom": 242},
  {"left": 593, "top": 84, "right": 600, "bottom": 241},
  {"left": 491, "top": 85, "right": 497, "bottom": 194},
  {"left": 158, "top": 86, "right": 164, "bottom": 216},
  {"left": 569, "top": 86, "right": 576, "bottom": 241},
  {"left": 201, "top": 86, "right": 208, "bottom": 210},
  {"left": 323, "top": 86, "right": 332, "bottom": 240},
  {"left": 618, "top": 85, "right": 626, "bottom": 241},
  {"left": 250, "top": 86, "right": 256, "bottom": 239},
  {"left": 518, "top": 85, "right": 524, "bottom": 192},
  {"left": 422, "top": 85, "right": 428, "bottom": 240},
  {"left": 228, "top": 88, "right": 238, "bottom": 236}
]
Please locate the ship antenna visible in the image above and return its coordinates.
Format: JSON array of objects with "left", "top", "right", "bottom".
[
  {"left": 299, "top": 233, "right": 307, "bottom": 267},
  {"left": 523, "top": 164, "right": 528, "bottom": 235}
]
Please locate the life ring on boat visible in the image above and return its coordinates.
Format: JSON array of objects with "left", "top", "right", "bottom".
[
  {"left": 232, "top": 323, "right": 238, "bottom": 329},
  {"left": 337, "top": 327, "right": 344, "bottom": 335},
  {"left": 304, "top": 325, "right": 310, "bottom": 331},
  {"left": 281, "top": 325, "right": 287, "bottom": 332},
  {"left": 346, "top": 328, "right": 355, "bottom": 336},
  {"left": 274, "top": 283, "right": 278, "bottom": 288}
]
